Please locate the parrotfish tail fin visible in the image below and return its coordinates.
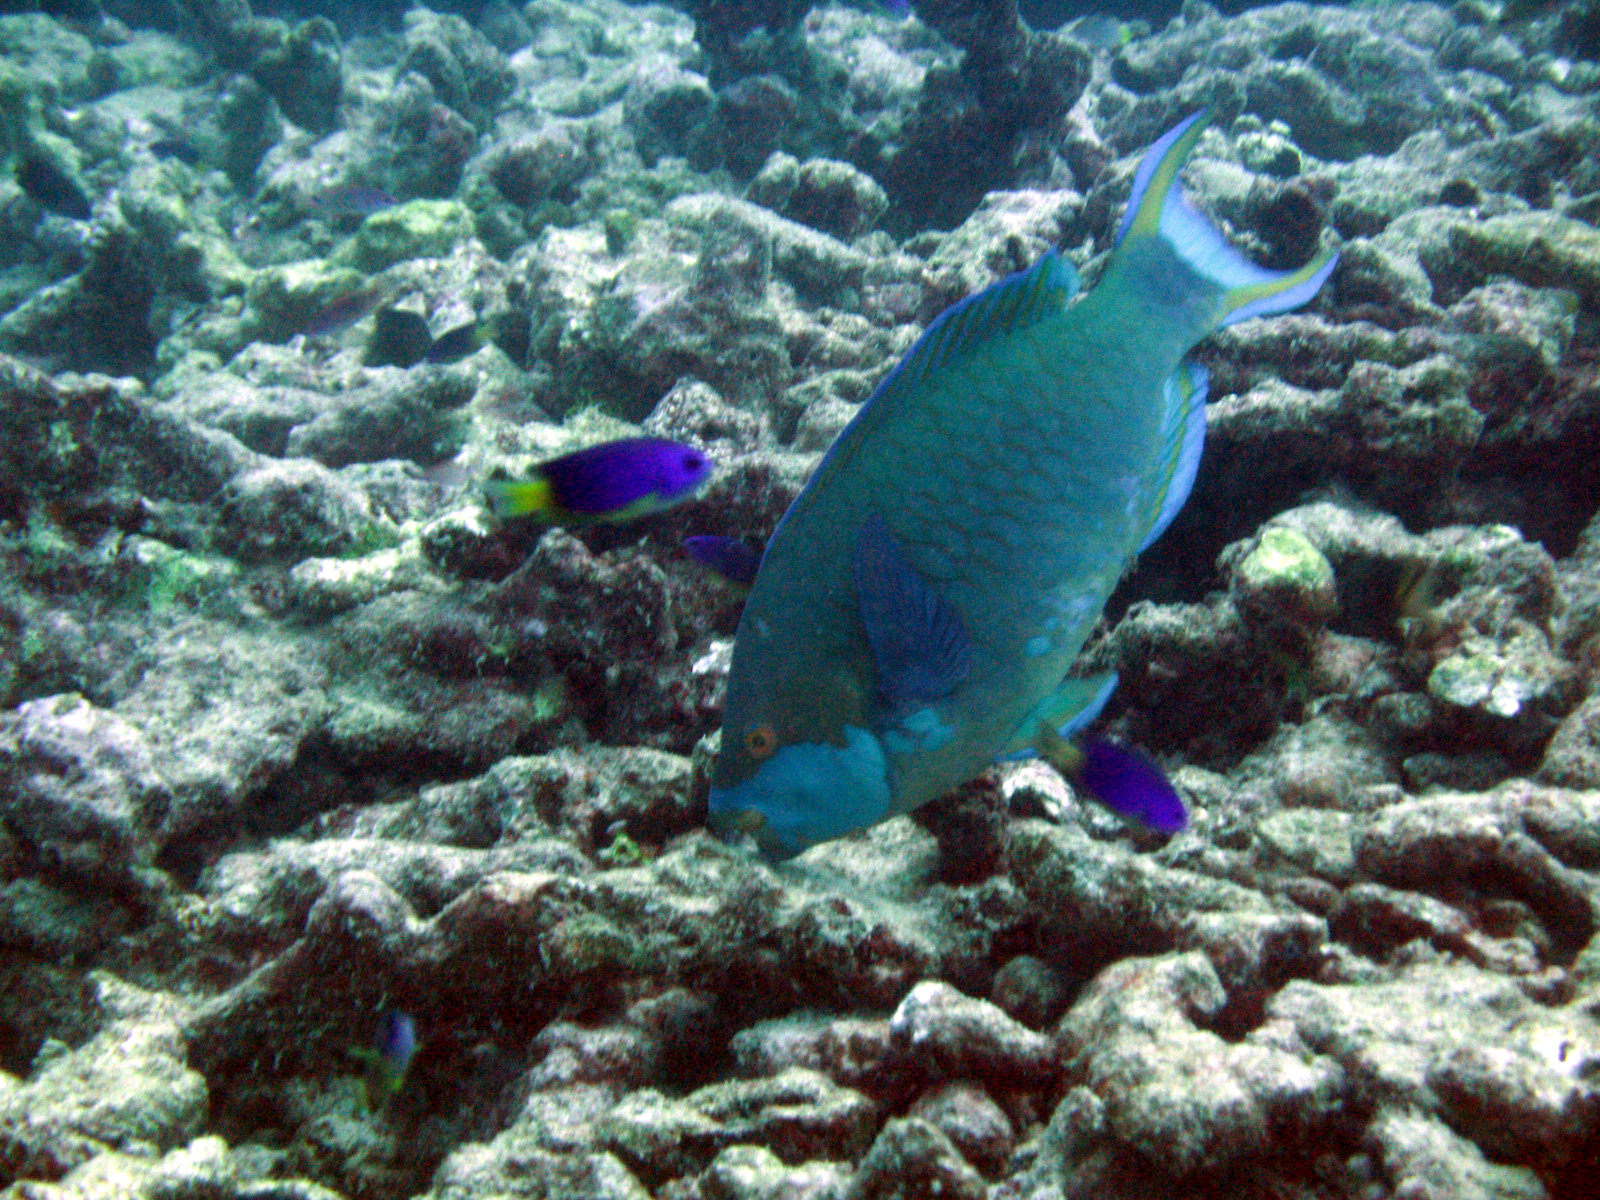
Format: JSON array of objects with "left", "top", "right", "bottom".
[
  {"left": 483, "top": 477, "right": 554, "bottom": 519},
  {"left": 1139, "top": 360, "right": 1208, "bottom": 552},
  {"left": 1119, "top": 108, "right": 1340, "bottom": 327}
]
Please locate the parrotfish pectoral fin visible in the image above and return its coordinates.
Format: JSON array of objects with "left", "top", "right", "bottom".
[
  {"left": 1139, "top": 360, "right": 1209, "bottom": 551},
  {"left": 1072, "top": 735, "right": 1188, "bottom": 833},
  {"left": 1120, "top": 108, "right": 1339, "bottom": 328},
  {"left": 854, "top": 514, "right": 972, "bottom": 707},
  {"left": 995, "top": 671, "right": 1119, "bottom": 761}
]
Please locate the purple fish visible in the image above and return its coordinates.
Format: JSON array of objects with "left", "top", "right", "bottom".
[
  {"left": 484, "top": 437, "right": 713, "bottom": 523},
  {"left": 352, "top": 1009, "right": 417, "bottom": 1110},
  {"left": 1071, "top": 735, "right": 1188, "bottom": 834},
  {"left": 685, "top": 534, "right": 763, "bottom": 587}
]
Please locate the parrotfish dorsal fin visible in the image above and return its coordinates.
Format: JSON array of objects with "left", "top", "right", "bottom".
[
  {"left": 1118, "top": 108, "right": 1339, "bottom": 327},
  {"left": 875, "top": 251, "right": 1080, "bottom": 398},
  {"left": 1139, "top": 360, "right": 1209, "bottom": 552},
  {"left": 854, "top": 514, "right": 972, "bottom": 707}
]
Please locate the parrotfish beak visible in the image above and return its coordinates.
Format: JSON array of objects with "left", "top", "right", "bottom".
[{"left": 707, "top": 727, "right": 894, "bottom": 862}]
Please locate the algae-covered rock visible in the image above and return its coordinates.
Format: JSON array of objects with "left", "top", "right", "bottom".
[
  {"left": 250, "top": 16, "right": 343, "bottom": 135},
  {"left": 1230, "top": 525, "right": 1339, "bottom": 627},
  {"left": 0, "top": 975, "right": 207, "bottom": 1176},
  {"left": 1451, "top": 211, "right": 1600, "bottom": 307},
  {"left": 339, "top": 199, "right": 476, "bottom": 271}
]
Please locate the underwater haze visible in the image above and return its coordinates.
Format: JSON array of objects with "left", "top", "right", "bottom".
[{"left": 1, "top": 2, "right": 1599, "bottom": 1199}]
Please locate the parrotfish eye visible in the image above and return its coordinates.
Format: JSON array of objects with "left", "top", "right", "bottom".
[
  {"left": 683, "top": 451, "right": 706, "bottom": 472},
  {"left": 744, "top": 725, "right": 779, "bottom": 760}
]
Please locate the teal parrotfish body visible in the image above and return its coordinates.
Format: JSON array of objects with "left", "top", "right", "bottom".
[{"left": 707, "top": 111, "right": 1339, "bottom": 861}]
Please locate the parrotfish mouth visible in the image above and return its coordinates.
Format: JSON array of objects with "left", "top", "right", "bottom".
[{"left": 707, "top": 726, "right": 893, "bottom": 862}]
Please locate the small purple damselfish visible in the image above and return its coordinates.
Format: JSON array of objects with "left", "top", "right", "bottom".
[
  {"left": 1035, "top": 723, "right": 1187, "bottom": 834},
  {"left": 485, "top": 436, "right": 713, "bottom": 524},
  {"left": 684, "top": 535, "right": 763, "bottom": 587}
]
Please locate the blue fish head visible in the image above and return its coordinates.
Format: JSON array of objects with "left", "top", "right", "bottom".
[{"left": 708, "top": 726, "right": 893, "bottom": 861}]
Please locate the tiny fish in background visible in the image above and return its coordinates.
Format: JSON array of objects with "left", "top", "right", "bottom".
[
  {"left": 1065, "top": 13, "right": 1137, "bottom": 50},
  {"left": 1033, "top": 722, "right": 1187, "bottom": 834},
  {"left": 423, "top": 320, "right": 485, "bottom": 364},
  {"left": 300, "top": 286, "right": 384, "bottom": 338},
  {"left": 708, "top": 111, "right": 1338, "bottom": 860},
  {"left": 685, "top": 534, "right": 763, "bottom": 588},
  {"left": 14, "top": 150, "right": 92, "bottom": 219},
  {"left": 349, "top": 1009, "right": 418, "bottom": 1112},
  {"left": 149, "top": 137, "right": 203, "bottom": 165},
  {"left": 485, "top": 437, "right": 713, "bottom": 524},
  {"left": 311, "top": 184, "right": 398, "bottom": 218}
]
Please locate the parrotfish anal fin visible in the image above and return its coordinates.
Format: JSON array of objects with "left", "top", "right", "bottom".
[
  {"left": 1119, "top": 108, "right": 1340, "bottom": 328},
  {"left": 1139, "top": 360, "right": 1209, "bottom": 552},
  {"left": 871, "top": 251, "right": 1080, "bottom": 402},
  {"left": 994, "top": 671, "right": 1118, "bottom": 761},
  {"left": 854, "top": 515, "right": 972, "bottom": 707}
]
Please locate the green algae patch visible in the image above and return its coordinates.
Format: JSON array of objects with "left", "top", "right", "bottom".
[
  {"left": 1451, "top": 212, "right": 1600, "bottom": 308},
  {"left": 1427, "top": 639, "right": 1547, "bottom": 720},
  {"left": 246, "top": 260, "right": 373, "bottom": 339},
  {"left": 126, "top": 537, "right": 239, "bottom": 613},
  {"left": 339, "top": 199, "right": 476, "bottom": 271},
  {"left": 1233, "top": 526, "right": 1338, "bottom": 624}
]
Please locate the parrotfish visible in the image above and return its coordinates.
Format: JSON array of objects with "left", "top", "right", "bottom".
[
  {"left": 485, "top": 436, "right": 713, "bottom": 524},
  {"left": 708, "top": 111, "right": 1338, "bottom": 860}
]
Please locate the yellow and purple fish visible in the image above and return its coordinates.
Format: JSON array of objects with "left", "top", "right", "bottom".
[
  {"left": 708, "top": 111, "right": 1337, "bottom": 860},
  {"left": 485, "top": 436, "right": 713, "bottom": 524},
  {"left": 350, "top": 1009, "right": 418, "bottom": 1111},
  {"left": 1035, "top": 723, "right": 1187, "bottom": 834}
]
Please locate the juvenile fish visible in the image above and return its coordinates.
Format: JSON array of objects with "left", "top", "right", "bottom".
[
  {"left": 15, "top": 151, "right": 91, "bottom": 219},
  {"left": 350, "top": 1009, "right": 417, "bottom": 1111},
  {"left": 1034, "top": 722, "right": 1187, "bottom": 834},
  {"left": 300, "top": 286, "right": 383, "bottom": 337},
  {"left": 311, "top": 184, "right": 398, "bottom": 218}
]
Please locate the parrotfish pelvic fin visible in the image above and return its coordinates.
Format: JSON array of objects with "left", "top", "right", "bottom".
[
  {"left": 995, "top": 671, "right": 1118, "bottom": 761},
  {"left": 1118, "top": 108, "right": 1339, "bottom": 328},
  {"left": 1140, "top": 360, "right": 1209, "bottom": 552}
]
